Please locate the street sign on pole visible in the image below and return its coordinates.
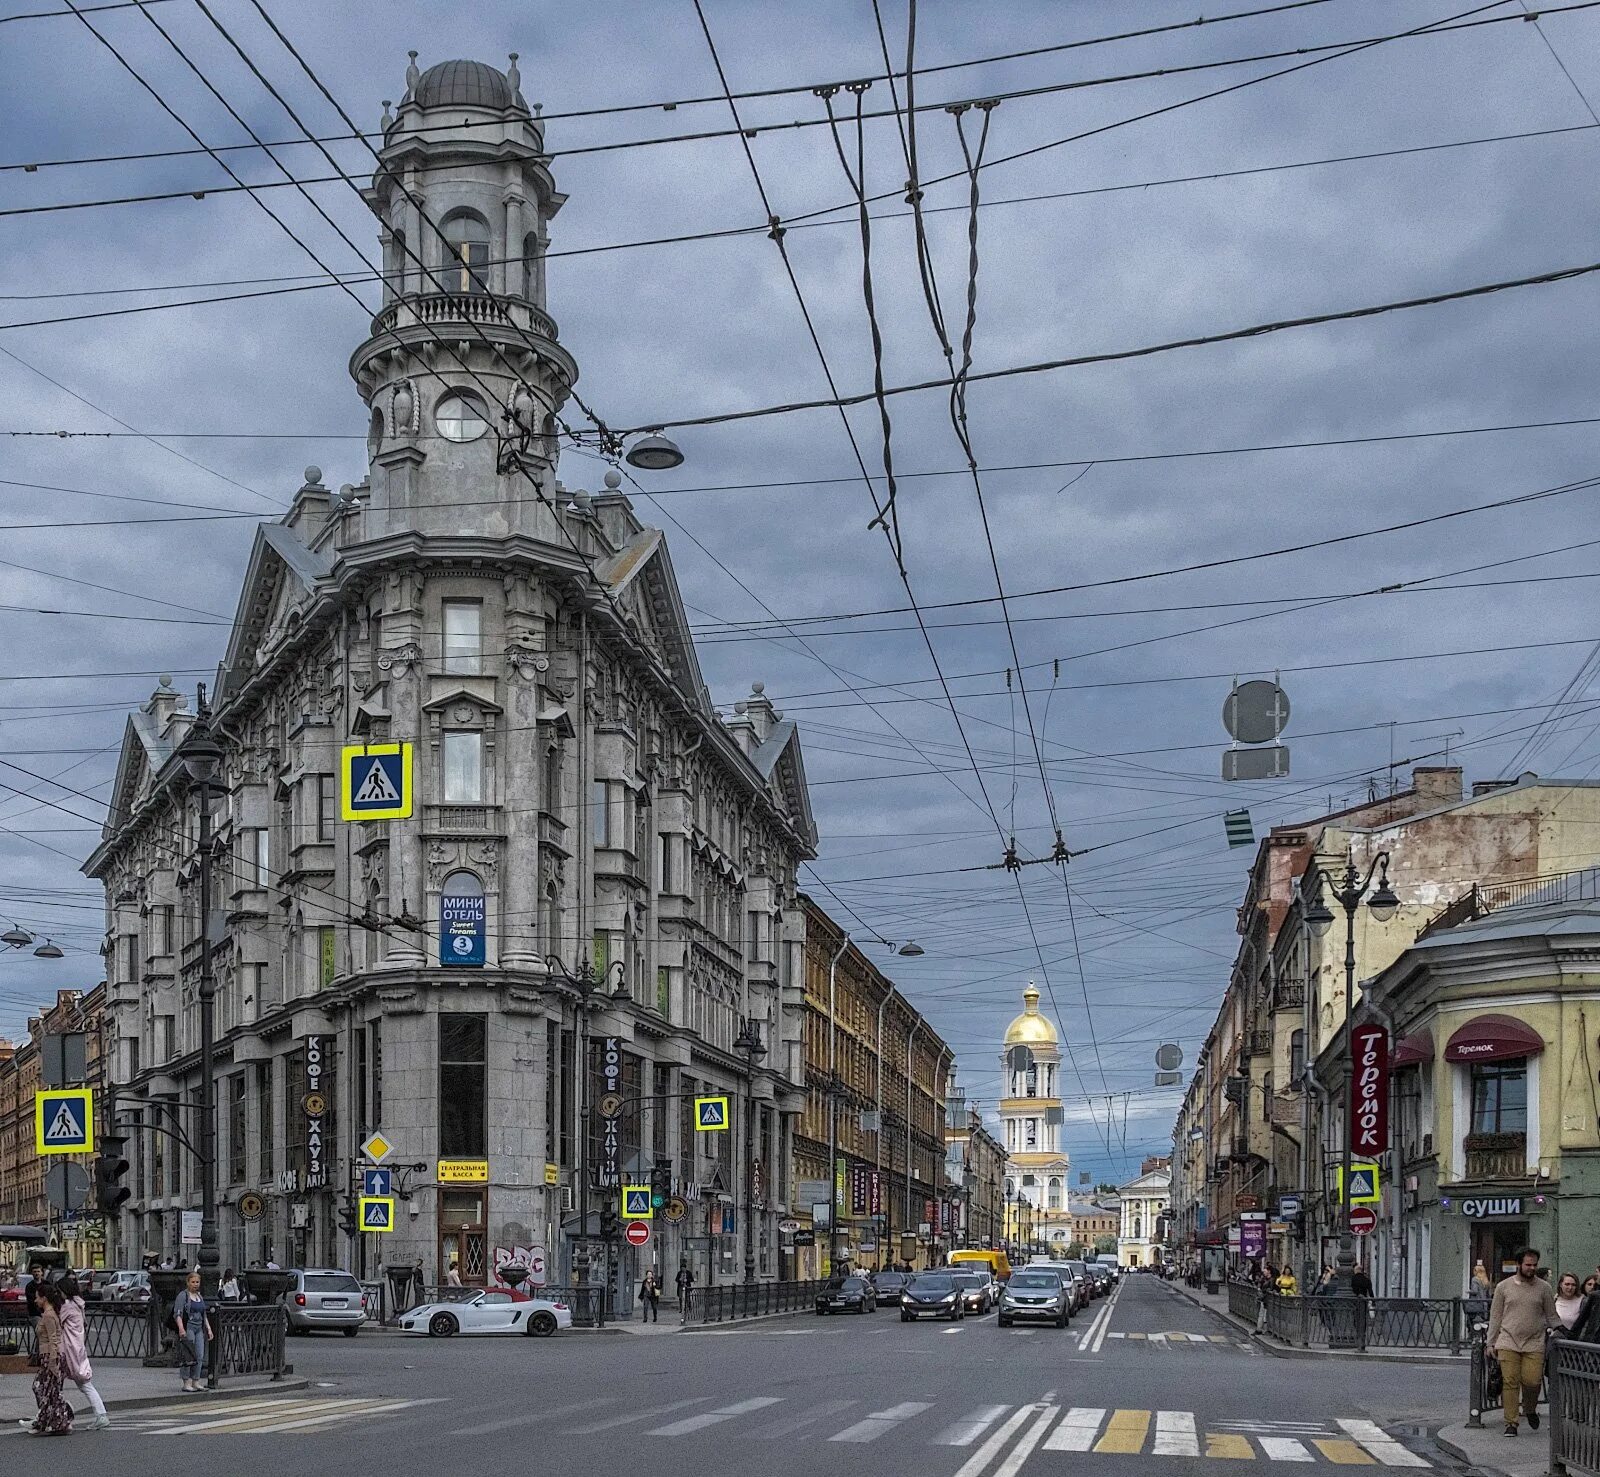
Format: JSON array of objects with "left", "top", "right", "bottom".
[
  {"left": 360, "top": 1131, "right": 395, "bottom": 1164},
  {"left": 340, "top": 743, "right": 413, "bottom": 821},
  {"left": 622, "top": 1185, "right": 652, "bottom": 1219},
  {"left": 44, "top": 1161, "right": 89, "bottom": 1215},
  {"left": 362, "top": 1168, "right": 392, "bottom": 1197},
  {"left": 694, "top": 1096, "right": 729, "bottom": 1131},
  {"left": 1336, "top": 1163, "right": 1381, "bottom": 1205},
  {"left": 625, "top": 1221, "right": 651, "bottom": 1248},
  {"left": 35, "top": 1087, "right": 93, "bottom": 1154},
  {"left": 1349, "top": 1206, "right": 1378, "bottom": 1235},
  {"left": 359, "top": 1195, "right": 396, "bottom": 1232},
  {"left": 1223, "top": 680, "right": 1291, "bottom": 744}
]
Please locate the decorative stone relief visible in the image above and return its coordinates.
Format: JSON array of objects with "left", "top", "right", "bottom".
[
  {"left": 391, "top": 379, "right": 420, "bottom": 437},
  {"left": 377, "top": 642, "right": 421, "bottom": 674},
  {"left": 426, "top": 842, "right": 454, "bottom": 887},
  {"left": 470, "top": 840, "right": 500, "bottom": 882}
]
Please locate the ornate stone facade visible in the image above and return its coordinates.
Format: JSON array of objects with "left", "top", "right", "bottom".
[{"left": 84, "top": 56, "right": 815, "bottom": 1292}]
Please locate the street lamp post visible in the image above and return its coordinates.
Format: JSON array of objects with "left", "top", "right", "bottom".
[
  {"left": 1302, "top": 851, "right": 1397, "bottom": 1299},
  {"left": 733, "top": 1018, "right": 766, "bottom": 1286},
  {"left": 176, "top": 687, "right": 224, "bottom": 1300}
]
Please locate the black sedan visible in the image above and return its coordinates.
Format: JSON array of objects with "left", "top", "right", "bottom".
[
  {"left": 900, "top": 1272, "right": 965, "bottom": 1321},
  {"left": 871, "top": 1270, "right": 911, "bottom": 1306},
  {"left": 816, "top": 1276, "right": 876, "bottom": 1314}
]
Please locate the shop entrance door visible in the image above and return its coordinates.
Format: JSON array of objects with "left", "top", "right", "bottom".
[
  {"left": 1471, "top": 1220, "right": 1529, "bottom": 1282},
  {"left": 438, "top": 1189, "right": 487, "bottom": 1287}
]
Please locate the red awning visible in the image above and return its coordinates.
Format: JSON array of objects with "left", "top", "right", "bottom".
[
  {"left": 1392, "top": 1032, "right": 1434, "bottom": 1068},
  {"left": 1444, "top": 1014, "right": 1545, "bottom": 1063}
]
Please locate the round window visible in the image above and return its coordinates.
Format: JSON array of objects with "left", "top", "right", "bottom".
[{"left": 436, "top": 391, "right": 489, "bottom": 442}]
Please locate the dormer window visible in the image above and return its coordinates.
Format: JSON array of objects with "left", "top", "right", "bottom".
[{"left": 442, "top": 212, "right": 490, "bottom": 295}]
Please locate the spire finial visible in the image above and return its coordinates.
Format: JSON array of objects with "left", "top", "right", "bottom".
[
  {"left": 405, "top": 50, "right": 420, "bottom": 91},
  {"left": 506, "top": 52, "right": 521, "bottom": 91},
  {"left": 381, "top": 98, "right": 393, "bottom": 128}
]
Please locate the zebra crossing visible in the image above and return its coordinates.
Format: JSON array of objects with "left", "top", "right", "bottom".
[
  {"left": 1106, "top": 1330, "right": 1257, "bottom": 1352},
  {"left": 565, "top": 1394, "right": 1432, "bottom": 1465},
  {"left": 85, "top": 1394, "right": 441, "bottom": 1437}
]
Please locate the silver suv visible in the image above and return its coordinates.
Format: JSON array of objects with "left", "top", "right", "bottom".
[
  {"left": 998, "top": 1267, "right": 1071, "bottom": 1328},
  {"left": 283, "top": 1269, "right": 366, "bottom": 1335}
]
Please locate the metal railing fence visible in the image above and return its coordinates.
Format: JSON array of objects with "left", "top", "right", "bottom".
[
  {"left": 1551, "top": 1337, "right": 1600, "bottom": 1474},
  {"left": 689, "top": 1280, "right": 824, "bottom": 1323},
  {"left": 1228, "top": 1283, "right": 1485, "bottom": 1352},
  {"left": 208, "top": 1304, "right": 289, "bottom": 1382}
]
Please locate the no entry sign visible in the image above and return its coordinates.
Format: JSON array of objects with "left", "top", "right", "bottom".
[
  {"left": 1350, "top": 1206, "right": 1378, "bottom": 1236},
  {"left": 625, "top": 1220, "right": 651, "bottom": 1247}
]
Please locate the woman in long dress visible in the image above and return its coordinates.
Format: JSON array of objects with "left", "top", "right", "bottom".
[{"left": 21, "top": 1282, "right": 73, "bottom": 1435}]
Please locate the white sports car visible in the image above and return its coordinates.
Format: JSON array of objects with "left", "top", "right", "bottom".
[{"left": 399, "top": 1289, "right": 573, "bottom": 1338}]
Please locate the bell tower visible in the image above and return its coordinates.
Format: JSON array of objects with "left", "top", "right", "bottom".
[{"left": 349, "top": 53, "right": 577, "bottom": 540}]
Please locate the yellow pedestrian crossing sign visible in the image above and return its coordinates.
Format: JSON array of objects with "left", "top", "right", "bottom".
[
  {"left": 340, "top": 743, "right": 413, "bottom": 821},
  {"left": 622, "top": 1185, "right": 653, "bottom": 1219},
  {"left": 359, "top": 1195, "right": 396, "bottom": 1232},
  {"left": 35, "top": 1087, "right": 93, "bottom": 1154},
  {"left": 694, "top": 1095, "right": 729, "bottom": 1131},
  {"left": 1336, "top": 1163, "right": 1381, "bottom": 1205}
]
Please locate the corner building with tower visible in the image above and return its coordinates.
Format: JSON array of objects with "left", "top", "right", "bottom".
[
  {"left": 84, "top": 56, "right": 815, "bottom": 1294},
  {"left": 999, "top": 984, "right": 1073, "bottom": 1252}
]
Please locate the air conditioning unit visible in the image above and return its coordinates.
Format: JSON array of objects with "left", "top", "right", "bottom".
[{"left": 560, "top": 1185, "right": 575, "bottom": 1212}]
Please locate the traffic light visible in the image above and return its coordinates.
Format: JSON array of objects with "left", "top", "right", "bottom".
[
  {"left": 94, "top": 1134, "right": 130, "bottom": 1217},
  {"left": 599, "top": 1207, "right": 620, "bottom": 1241},
  {"left": 650, "top": 1158, "right": 671, "bottom": 1211},
  {"left": 338, "top": 1195, "right": 359, "bottom": 1238}
]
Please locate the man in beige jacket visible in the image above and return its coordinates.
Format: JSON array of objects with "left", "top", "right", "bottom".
[{"left": 1487, "top": 1248, "right": 1563, "bottom": 1437}]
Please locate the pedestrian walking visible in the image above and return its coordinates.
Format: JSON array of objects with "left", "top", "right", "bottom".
[
  {"left": 1557, "top": 1273, "right": 1585, "bottom": 1330},
  {"left": 1473, "top": 1260, "right": 1494, "bottom": 1295},
  {"left": 22, "top": 1263, "right": 46, "bottom": 1367},
  {"left": 675, "top": 1262, "right": 695, "bottom": 1324},
  {"left": 218, "top": 1268, "right": 241, "bottom": 1302},
  {"left": 445, "top": 1260, "right": 463, "bottom": 1288},
  {"left": 1351, "top": 1263, "right": 1374, "bottom": 1298},
  {"left": 20, "top": 1282, "right": 72, "bottom": 1436},
  {"left": 1487, "top": 1247, "right": 1563, "bottom": 1438},
  {"left": 172, "top": 1270, "right": 214, "bottom": 1393},
  {"left": 639, "top": 1269, "right": 661, "bottom": 1323},
  {"left": 57, "top": 1274, "right": 109, "bottom": 1430},
  {"left": 1274, "top": 1267, "right": 1299, "bottom": 1296}
]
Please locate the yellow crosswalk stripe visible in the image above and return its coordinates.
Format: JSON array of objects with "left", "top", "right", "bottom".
[
  {"left": 1127, "top": 1332, "right": 1147, "bottom": 1341},
  {"left": 1314, "top": 1438, "right": 1378, "bottom": 1464},
  {"left": 1095, "top": 1409, "right": 1151, "bottom": 1453},
  {"left": 1205, "top": 1432, "right": 1256, "bottom": 1459}
]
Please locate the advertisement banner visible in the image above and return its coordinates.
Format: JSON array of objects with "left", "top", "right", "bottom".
[
  {"left": 870, "top": 1170, "right": 883, "bottom": 1217},
  {"left": 598, "top": 1038, "right": 623, "bottom": 1189},
  {"left": 1349, "top": 1021, "right": 1390, "bottom": 1159},
  {"left": 1240, "top": 1217, "right": 1267, "bottom": 1259},
  {"left": 439, "top": 886, "right": 486, "bottom": 966},
  {"left": 304, "top": 1035, "right": 326, "bottom": 1188},
  {"left": 851, "top": 1164, "right": 868, "bottom": 1216},
  {"left": 835, "top": 1157, "right": 847, "bottom": 1212}
]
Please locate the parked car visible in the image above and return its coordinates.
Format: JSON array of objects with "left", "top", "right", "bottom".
[
  {"left": 870, "top": 1270, "right": 910, "bottom": 1305},
  {"left": 281, "top": 1268, "right": 367, "bottom": 1336},
  {"left": 100, "top": 1269, "right": 151, "bottom": 1303},
  {"left": 1060, "top": 1260, "right": 1093, "bottom": 1311},
  {"left": 400, "top": 1288, "right": 571, "bottom": 1338},
  {"left": 951, "top": 1270, "right": 995, "bottom": 1315},
  {"left": 1087, "top": 1263, "right": 1114, "bottom": 1296},
  {"left": 815, "top": 1276, "right": 876, "bottom": 1315},
  {"left": 900, "top": 1272, "right": 965, "bottom": 1321},
  {"left": 998, "top": 1267, "right": 1071, "bottom": 1328}
]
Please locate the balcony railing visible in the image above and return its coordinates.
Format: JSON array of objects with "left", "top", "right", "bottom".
[
  {"left": 425, "top": 804, "right": 499, "bottom": 834},
  {"left": 1273, "top": 979, "right": 1306, "bottom": 1011},
  {"left": 371, "top": 291, "right": 558, "bottom": 342},
  {"left": 1464, "top": 1131, "right": 1528, "bottom": 1180}
]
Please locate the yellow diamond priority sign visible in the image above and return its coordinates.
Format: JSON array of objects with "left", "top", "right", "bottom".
[{"left": 361, "top": 1131, "right": 395, "bottom": 1165}]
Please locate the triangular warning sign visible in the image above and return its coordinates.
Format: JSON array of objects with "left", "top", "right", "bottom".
[
  {"left": 1350, "top": 1170, "right": 1374, "bottom": 1197},
  {"left": 363, "top": 1200, "right": 389, "bottom": 1228},
  {"left": 45, "top": 1101, "right": 83, "bottom": 1142},
  {"left": 354, "top": 759, "right": 401, "bottom": 805}
]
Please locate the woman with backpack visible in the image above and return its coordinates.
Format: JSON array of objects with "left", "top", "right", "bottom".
[
  {"left": 58, "top": 1274, "right": 109, "bottom": 1429},
  {"left": 172, "top": 1270, "right": 214, "bottom": 1393}
]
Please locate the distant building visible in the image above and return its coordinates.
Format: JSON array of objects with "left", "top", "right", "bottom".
[
  {"left": 1118, "top": 1160, "right": 1171, "bottom": 1268},
  {"left": 999, "top": 983, "right": 1072, "bottom": 1250},
  {"left": 1068, "top": 1198, "right": 1119, "bottom": 1252},
  {"left": 944, "top": 1070, "right": 1006, "bottom": 1252}
]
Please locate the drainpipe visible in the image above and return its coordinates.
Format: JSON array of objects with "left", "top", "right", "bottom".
[{"left": 827, "top": 932, "right": 850, "bottom": 1272}]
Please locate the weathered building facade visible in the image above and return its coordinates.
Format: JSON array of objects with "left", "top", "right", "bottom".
[
  {"left": 84, "top": 57, "right": 815, "bottom": 1292},
  {"left": 943, "top": 1070, "right": 1006, "bottom": 1253}
]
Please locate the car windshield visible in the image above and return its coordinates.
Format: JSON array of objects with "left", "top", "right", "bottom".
[
  {"left": 913, "top": 1275, "right": 954, "bottom": 1292},
  {"left": 305, "top": 1274, "right": 362, "bottom": 1293},
  {"left": 1066, "top": 1262, "right": 1087, "bottom": 1274},
  {"left": 1010, "top": 1273, "right": 1060, "bottom": 1289},
  {"left": 841, "top": 1279, "right": 865, "bottom": 1292},
  {"left": 951, "top": 1273, "right": 984, "bottom": 1288},
  {"left": 875, "top": 1273, "right": 905, "bottom": 1285}
]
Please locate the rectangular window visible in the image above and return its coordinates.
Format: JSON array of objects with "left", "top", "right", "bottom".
[
  {"left": 154, "top": 906, "right": 174, "bottom": 956},
  {"left": 318, "top": 927, "right": 337, "bottom": 988},
  {"left": 370, "top": 1023, "right": 382, "bottom": 1131},
  {"left": 545, "top": 1021, "right": 558, "bottom": 1161},
  {"left": 228, "top": 1074, "right": 247, "bottom": 1186},
  {"left": 559, "top": 1028, "right": 575, "bottom": 1165},
  {"left": 316, "top": 775, "right": 334, "bottom": 842},
  {"left": 157, "top": 1015, "right": 175, "bottom": 1063},
  {"left": 1470, "top": 1061, "right": 1527, "bottom": 1134},
  {"left": 442, "top": 600, "right": 483, "bottom": 674},
  {"left": 592, "top": 781, "right": 609, "bottom": 846},
  {"left": 256, "top": 1060, "right": 274, "bottom": 1181},
  {"left": 443, "top": 732, "right": 483, "bottom": 803},
  {"left": 660, "top": 834, "right": 673, "bottom": 893},
  {"left": 439, "top": 1013, "right": 487, "bottom": 1158}
]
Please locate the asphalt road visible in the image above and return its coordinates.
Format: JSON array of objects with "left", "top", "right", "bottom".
[{"left": 2, "top": 1276, "right": 1469, "bottom": 1474}]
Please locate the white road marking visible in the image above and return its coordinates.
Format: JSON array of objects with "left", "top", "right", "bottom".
[
  {"left": 829, "top": 1400, "right": 934, "bottom": 1442},
  {"left": 1259, "top": 1437, "right": 1315, "bottom": 1461},
  {"left": 953, "top": 1405, "right": 1039, "bottom": 1477},
  {"left": 1337, "top": 1418, "right": 1431, "bottom": 1466},
  {"left": 1153, "top": 1410, "right": 1198, "bottom": 1456},
  {"left": 1090, "top": 1286, "right": 1120, "bottom": 1353},
  {"left": 647, "top": 1396, "right": 783, "bottom": 1436},
  {"left": 166, "top": 1399, "right": 420, "bottom": 1435},
  {"left": 992, "top": 1405, "right": 1057, "bottom": 1477},
  {"left": 1043, "top": 1407, "right": 1106, "bottom": 1452},
  {"left": 457, "top": 1394, "right": 618, "bottom": 1435},
  {"left": 935, "top": 1404, "right": 1011, "bottom": 1446},
  {"left": 750, "top": 1399, "right": 856, "bottom": 1440},
  {"left": 567, "top": 1397, "right": 711, "bottom": 1433},
  {"left": 944, "top": 1326, "right": 966, "bottom": 1334}
]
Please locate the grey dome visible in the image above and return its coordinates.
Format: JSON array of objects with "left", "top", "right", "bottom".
[{"left": 414, "top": 59, "right": 519, "bottom": 111}]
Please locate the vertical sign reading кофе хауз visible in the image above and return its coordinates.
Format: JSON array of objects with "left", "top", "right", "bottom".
[
  {"left": 1349, "top": 1022, "right": 1389, "bottom": 1159},
  {"left": 305, "top": 1034, "right": 326, "bottom": 1188},
  {"left": 599, "top": 1037, "right": 622, "bottom": 1190}
]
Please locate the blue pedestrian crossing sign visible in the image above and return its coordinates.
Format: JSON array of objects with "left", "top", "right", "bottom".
[
  {"left": 621, "top": 1185, "right": 653, "bottom": 1219},
  {"left": 359, "top": 1195, "right": 396, "bottom": 1232},
  {"left": 1336, "top": 1163, "right": 1381, "bottom": 1205},
  {"left": 340, "top": 743, "right": 413, "bottom": 821},
  {"left": 35, "top": 1087, "right": 93, "bottom": 1155},
  {"left": 694, "top": 1095, "right": 729, "bottom": 1131},
  {"left": 362, "top": 1168, "right": 392, "bottom": 1198}
]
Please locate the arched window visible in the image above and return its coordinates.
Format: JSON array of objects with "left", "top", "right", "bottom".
[
  {"left": 386, "top": 227, "right": 408, "bottom": 300},
  {"left": 523, "top": 231, "right": 541, "bottom": 301},
  {"left": 435, "top": 391, "right": 490, "bottom": 443},
  {"left": 439, "top": 871, "right": 486, "bottom": 965},
  {"left": 442, "top": 212, "right": 491, "bottom": 295},
  {"left": 1132, "top": 1215, "right": 1143, "bottom": 1239},
  {"left": 1046, "top": 1177, "right": 1062, "bottom": 1210}
]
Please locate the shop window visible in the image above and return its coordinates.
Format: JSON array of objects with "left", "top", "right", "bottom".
[
  {"left": 1470, "top": 1061, "right": 1527, "bottom": 1134},
  {"left": 440, "top": 1013, "right": 487, "bottom": 1157}
]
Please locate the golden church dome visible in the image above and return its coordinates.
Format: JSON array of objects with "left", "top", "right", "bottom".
[{"left": 1003, "top": 983, "right": 1059, "bottom": 1047}]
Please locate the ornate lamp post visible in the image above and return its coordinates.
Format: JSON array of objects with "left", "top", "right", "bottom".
[
  {"left": 1302, "top": 851, "right": 1397, "bottom": 1300},
  {"left": 733, "top": 1018, "right": 766, "bottom": 1286}
]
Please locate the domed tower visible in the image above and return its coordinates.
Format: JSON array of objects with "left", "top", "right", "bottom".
[
  {"left": 1000, "top": 983, "right": 1072, "bottom": 1250},
  {"left": 350, "top": 53, "right": 577, "bottom": 540}
]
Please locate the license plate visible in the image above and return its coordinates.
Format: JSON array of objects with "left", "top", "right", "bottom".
[{"left": 322, "top": 1299, "right": 347, "bottom": 1309}]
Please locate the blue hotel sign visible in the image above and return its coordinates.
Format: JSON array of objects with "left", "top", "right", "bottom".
[{"left": 440, "top": 890, "right": 486, "bottom": 966}]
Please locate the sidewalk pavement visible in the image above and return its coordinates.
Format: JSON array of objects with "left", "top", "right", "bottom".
[
  {"left": 1435, "top": 1419, "right": 1549, "bottom": 1477},
  {"left": 0, "top": 1367, "right": 307, "bottom": 1426}
]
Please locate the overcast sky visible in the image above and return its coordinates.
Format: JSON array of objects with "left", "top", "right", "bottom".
[{"left": 2, "top": 0, "right": 1598, "bottom": 1182}]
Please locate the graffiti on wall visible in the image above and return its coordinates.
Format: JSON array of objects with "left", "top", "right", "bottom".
[{"left": 492, "top": 1242, "right": 548, "bottom": 1288}]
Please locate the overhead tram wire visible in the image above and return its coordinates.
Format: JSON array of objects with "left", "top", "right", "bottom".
[
  {"left": 236, "top": 3, "right": 1005, "bottom": 838},
  {"left": 689, "top": 0, "right": 1013, "bottom": 850}
]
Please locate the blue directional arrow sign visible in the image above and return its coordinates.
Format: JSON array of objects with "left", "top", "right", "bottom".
[{"left": 362, "top": 1168, "right": 392, "bottom": 1198}]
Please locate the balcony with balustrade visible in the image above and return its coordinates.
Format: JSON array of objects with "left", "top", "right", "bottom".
[{"left": 371, "top": 291, "right": 559, "bottom": 344}]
